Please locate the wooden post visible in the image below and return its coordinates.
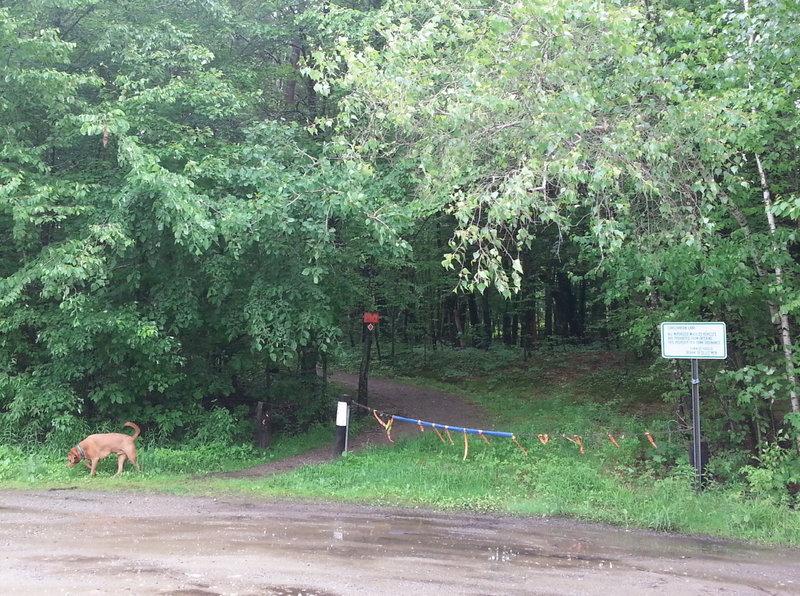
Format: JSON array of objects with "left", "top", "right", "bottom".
[
  {"left": 333, "top": 400, "right": 349, "bottom": 456},
  {"left": 255, "top": 401, "right": 271, "bottom": 449},
  {"left": 358, "top": 313, "right": 379, "bottom": 412},
  {"left": 358, "top": 328, "right": 372, "bottom": 411}
]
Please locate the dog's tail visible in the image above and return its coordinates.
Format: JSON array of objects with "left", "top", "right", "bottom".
[{"left": 123, "top": 422, "right": 141, "bottom": 440}]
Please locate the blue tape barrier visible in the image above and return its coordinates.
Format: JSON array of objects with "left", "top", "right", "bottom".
[{"left": 391, "top": 415, "right": 514, "bottom": 438}]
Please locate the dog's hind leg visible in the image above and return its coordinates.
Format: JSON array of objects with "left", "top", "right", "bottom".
[
  {"left": 114, "top": 454, "right": 127, "bottom": 476},
  {"left": 125, "top": 446, "right": 141, "bottom": 472}
]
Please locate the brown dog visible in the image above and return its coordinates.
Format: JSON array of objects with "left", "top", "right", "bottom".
[{"left": 67, "top": 422, "right": 141, "bottom": 477}]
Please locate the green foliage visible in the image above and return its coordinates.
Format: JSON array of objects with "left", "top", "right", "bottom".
[
  {"left": 0, "top": 0, "right": 399, "bottom": 438},
  {"left": 143, "top": 443, "right": 261, "bottom": 475},
  {"left": 1, "top": 0, "right": 799, "bottom": 509},
  {"left": 265, "top": 376, "right": 330, "bottom": 434},
  {"left": 314, "top": 0, "right": 710, "bottom": 295},
  {"left": 0, "top": 446, "right": 22, "bottom": 480},
  {"left": 183, "top": 406, "right": 253, "bottom": 447},
  {"left": 740, "top": 439, "right": 800, "bottom": 507}
]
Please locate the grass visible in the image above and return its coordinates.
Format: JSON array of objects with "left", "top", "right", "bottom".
[
  {"left": 0, "top": 422, "right": 335, "bottom": 489},
  {"left": 1, "top": 345, "right": 799, "bottom": 547},
  {"left": 193, "top": 432, "right": 800, "bottom": 546}
]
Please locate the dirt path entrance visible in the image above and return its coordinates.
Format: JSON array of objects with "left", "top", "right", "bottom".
[
  {"left": 221, "top": 372, "right": 488, "bottom": 477},
  {"left": 1, "top": 375, "right": 798, "bottom": 595}
]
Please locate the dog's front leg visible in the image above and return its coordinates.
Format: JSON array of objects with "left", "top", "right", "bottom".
[{"left": 89, "top": 459, "right": 99, "bottom": 477}]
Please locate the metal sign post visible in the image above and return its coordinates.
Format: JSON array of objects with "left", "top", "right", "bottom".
[
  {"left": 660, "top": 322, "right": 727, "bottom": 490},
  {"left": 690, "top": 358, "right": 702, "bottom": 489}
]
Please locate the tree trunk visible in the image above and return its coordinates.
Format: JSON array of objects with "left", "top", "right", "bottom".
[
  {"left": 544, "top": 269, "right": 554, "bottom": 338},
  {"left": 467, "top": 293, "right": 480, "bottom": 347},
  {"left": 389, "top": 307, "right": 396, "bottom": 360},
  {"left": 451, "top": 296, "right": 467, "bottom": 348},
  {"left": 727, "top": 184, "right": 800, "bottom": 450},
  {"left": 754, "top": 154, "right": 800, "bottom": 418},
  {"left": 520, "top": 251, "right": 538, "bottom": 354},
  {"left": 481, "top": 291, "right": 492, "bottom": 349},
  {"left": 283, "top": 44, "right": 302, "bottom": 110}
]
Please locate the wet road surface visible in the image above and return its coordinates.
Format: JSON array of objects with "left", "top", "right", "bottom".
[{"left": 0, "top": 490, "right": 797, "bottom": 595}]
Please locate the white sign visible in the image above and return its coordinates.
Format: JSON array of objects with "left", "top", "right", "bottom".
[{"left": 660, "top": 322, "right": 727, "bottom": 359}]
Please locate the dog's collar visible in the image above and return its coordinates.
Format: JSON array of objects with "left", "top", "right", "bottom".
[{"left": 74, "top": 444, "right": 86, "bottom": 460}]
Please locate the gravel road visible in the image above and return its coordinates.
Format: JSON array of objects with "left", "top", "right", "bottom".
[{"left": 1, "top": 489, "right": 798, "bottom": 596}]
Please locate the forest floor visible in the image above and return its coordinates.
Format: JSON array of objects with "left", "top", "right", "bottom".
[{"left": 1, "top": 374, "right": 797, "bottom": 595}]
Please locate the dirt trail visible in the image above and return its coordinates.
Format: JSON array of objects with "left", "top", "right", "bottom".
[{"left": 222, "top": 372, "right": 488, "bottom": 477}]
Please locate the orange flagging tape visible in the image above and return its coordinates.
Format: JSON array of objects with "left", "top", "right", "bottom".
[
  {"left": 372, "top": 410, "right": 395, "bottom": 443},
  {"left": 373, "top": 410, "right": 388, "bottom": 429},
  {"left": 512, "top": 435, "right": 529, "bottom": 456},
  {"left": 564, "top": 435, "right": 585, "bottom": 454},
  {"left": 371, "top": 406, "right": 662, "bottom": 455}
]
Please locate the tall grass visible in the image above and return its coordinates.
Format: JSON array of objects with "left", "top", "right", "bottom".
[{"left": 0, "top": 422, "right": 334, "bottom": 488}]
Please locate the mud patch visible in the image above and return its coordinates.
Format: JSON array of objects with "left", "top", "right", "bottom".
[
  {"left": 2, "top": 490, "right": 796, "bottom": 595},
  {"left": 260, "top": 589, "right": 341, "bottom": 596}
]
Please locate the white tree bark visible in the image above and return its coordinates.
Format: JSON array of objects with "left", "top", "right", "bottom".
[{"left": 753, "top": 153, "right": 800, "bottom": 418}]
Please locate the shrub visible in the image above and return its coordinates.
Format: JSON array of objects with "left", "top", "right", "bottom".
[{"left": 740, "top": 438, "right": 800, "bottom": 507}]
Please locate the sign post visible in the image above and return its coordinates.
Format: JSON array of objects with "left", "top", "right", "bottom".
[
  {"left": 333, "top": 399, "right": 350, "bottom": 456},
  {"left": 358, "top": 313, "right": 379, "bottom": 413},
  {"left": 660, "top": 322, "right": 727, "bottom": 490}
]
